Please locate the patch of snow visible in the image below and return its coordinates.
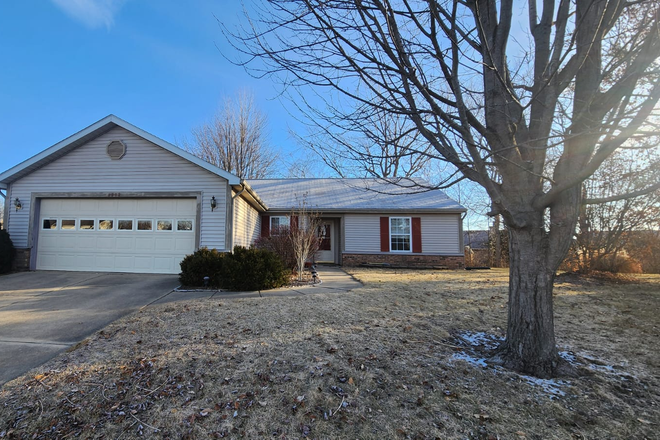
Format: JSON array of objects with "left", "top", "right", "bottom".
[
  {"left": 451, "top": 352, "right": 488, "bottom": 368},
  {"left": 588, "top": 363, "right": 616, "bottom": 373},
  {"left": 520, "top": 375, "right": 569, "bottom": 398},
  {"left": 455, "top": 331, "right": 503, "bottom": 350},
  {"left": 559, "top": 350, "right": 577, "bottom": 364}
]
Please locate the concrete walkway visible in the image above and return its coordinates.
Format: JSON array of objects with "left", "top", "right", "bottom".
[{"left": 150, "top": 265, "right": 363, "bottom": 305}]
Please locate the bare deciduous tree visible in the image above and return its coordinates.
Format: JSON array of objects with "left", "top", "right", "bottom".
[
  {"left": 226, "top": 0, "right": 660, "bottom": 377},
  {"left": 289, "top": 196, "right": 323, "bottom": 281},
  {"left": 574, "top": 147, "right": 660, "bottom": 272},
  {"left": 298, "top": 105, "right": 436, "bottom": 178},
  {"left": 182, "top": 90, "right": 278, "bottom": 179}
]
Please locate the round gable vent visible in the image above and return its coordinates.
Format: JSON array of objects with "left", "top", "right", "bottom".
[{"left": 106, "top": 140, "right": 127, "bottom": 160}]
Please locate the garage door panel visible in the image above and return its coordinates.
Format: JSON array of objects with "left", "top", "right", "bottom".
[
  {"left": 57, "top": 235, "right": 78, "bottom": 249},
  {"left": 156, "top": 200, "right": 176, "bottom": 213},
  {"left": 134, "top": 256, "right": 154, "bottom": 270},
  {"left": 175, "top": 238, "right": 193, "bottom": 251},
  {"left": 116, "top": 237, "right": 134, "bottom": 250},
  {"left": 137, "top": 199, "right": 156, "bottom": 212},
  {"left": 136, "top": 237, "right": 155, "bottom": 250},
  {"left": 95, "top": 255, "right": 115, "bottom": 270},
  {"left": 154, "top": 257, "right": 174, "bottom": 271},
  {"left": 117, "top": 199, "right": 137, "bottom": 212},
  {"left": 78, "top": 237, "right": 97, "bottom": 249},
  {"left": 37, "top": 198, "right": 196, "bottom": 274},
  {"left": 155, "top": 237, "right": 175, "bottom": 251},
  {"left": 97, "top": 237, "right": 116, "bottom": 250},
  {"left": 40, "top": 235, "right": 59, "bottom": 250},
  {"left": 115, "top": 256, "right": 134, "bottom": 270},
  {"left": 75, "top": 254, "right": 96, "bottom": 269}
]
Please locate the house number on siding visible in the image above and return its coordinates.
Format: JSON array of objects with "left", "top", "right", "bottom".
[{"left": 108, "top": 193, "right": 121, "bottom": 197}]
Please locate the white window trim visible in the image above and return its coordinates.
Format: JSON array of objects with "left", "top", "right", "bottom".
[
  {"left": 117, "top": 219, "right": 134, "bottom": 231},
  {"left": 270, "top": 216, "right": 290, "bottom": 235},
  {"left": 389, "top": 217, "right": 412, "bottom": 253},
  {"left": 60, "top": 219, "right": 77, "bottom": 231},
  {"left": 156, "top": 219, "right": 174, "bottom": 232},
  {"left": 137, "top": 219, "right": 153, "bottom": 231},
  {"left": 79, "top": 219, "right": 96, "bottom": 231},
  {"left": 98, "top": 219, "right": 115, "bottom": 231},
  {"left": 42, "top": 218, "right": 58, "bottom": 231},
  {"left": 176, "top": 219, "right": 194, "bottom": 232}
]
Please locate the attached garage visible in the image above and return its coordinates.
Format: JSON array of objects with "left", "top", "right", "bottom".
[
  {"left": 37, "top": 198, "right": 197, "bottom": 274},
  {"left": 0, "top": 115, "right": 245, "bottom": 274}
]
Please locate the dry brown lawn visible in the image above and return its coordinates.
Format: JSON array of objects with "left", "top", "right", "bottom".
[{"left": 1, "top": 269, "right": 658, "bottom": 439}]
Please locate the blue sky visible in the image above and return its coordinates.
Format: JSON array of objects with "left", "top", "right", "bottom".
[{"left": 0, "top": 0, "right": 302, "bottom": 173}]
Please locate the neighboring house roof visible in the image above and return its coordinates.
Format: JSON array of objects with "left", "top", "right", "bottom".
[
  {"left": 0, "top": 114, "right": 241, "bottom": 189},
  {"left": 464, "top": 230, "right": 489, "bottom": 249},
  {"left": 247, "top": 178, "right": 467, "bottom": 213}
]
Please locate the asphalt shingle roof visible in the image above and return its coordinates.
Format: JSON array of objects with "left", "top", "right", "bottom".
[{"left": 246, "top": 178, "right": 466, "bottom": 212}]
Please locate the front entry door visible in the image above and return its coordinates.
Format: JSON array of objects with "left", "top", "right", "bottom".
[{"left": 316, "top": 221, "right": 335, "bottom": 263}]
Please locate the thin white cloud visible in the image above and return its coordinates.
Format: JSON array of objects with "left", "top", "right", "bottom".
[{"left": 51, "top": 0, "right": 127, "bottom": 30}]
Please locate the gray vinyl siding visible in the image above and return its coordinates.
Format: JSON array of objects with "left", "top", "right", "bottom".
[
  {"left": 344, "top": 214, "right": 381, "bottom": 253},
  {"left": 7, "top": 126, "right": 228, "bottom": 250},
  {"left": 421, "top": 215, "right": 462, "bottom": 254},
  {"left": 344, "top": 213, "right": 462, "bottom": 254},
  {"left": 233, "top": 193, "right": 261, "bottom": 248}
]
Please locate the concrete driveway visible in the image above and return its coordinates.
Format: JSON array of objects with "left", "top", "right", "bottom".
[{"left": 0, "top": 271, "right": 179, "bottom": 386}]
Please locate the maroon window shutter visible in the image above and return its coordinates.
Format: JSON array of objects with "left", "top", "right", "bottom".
[
  {"left": 261, "top": 215, "right": 270, "bottom": 238},
  {"left": 290, "top": 215, "right": 299, "bottom": 232},
  {"left": 412, "top": 217, "right": 422, "bottom": 253},
  {"left": 380, "top": 217, "right": 390, "bottom": 252}
]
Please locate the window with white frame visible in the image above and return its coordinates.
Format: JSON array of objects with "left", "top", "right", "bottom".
[
  {"left": 270, "top": 216, "right": 289, "bottom": 235},
  {"left": 390, "top": 217, "right": 411, "bottom": 252}
]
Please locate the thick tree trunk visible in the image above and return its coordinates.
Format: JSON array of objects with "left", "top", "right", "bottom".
[{"left": 497, "top": 226, "right": 567, "bottom": 378}]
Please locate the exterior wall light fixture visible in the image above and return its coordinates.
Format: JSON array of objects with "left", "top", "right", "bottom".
[
  {"left": 210, "top": 196, "right": 217, "bottom": 212},
  {"left": 14, "top": 197, "right": 22, "bottom": 211}
]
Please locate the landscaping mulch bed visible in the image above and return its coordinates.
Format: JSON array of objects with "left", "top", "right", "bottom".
[{"left": 1, "top": 269, "right": 658, "bottom": 439}]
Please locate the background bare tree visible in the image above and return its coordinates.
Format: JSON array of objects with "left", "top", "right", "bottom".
[
  {"left": 226, "top": 0, "right": 660, "bottom": 377},
  {"left": 181, "top": 90, "right": 278, "bottom": 179},
  {"left": 573, "top": 146, "right": 660, "bottom": 272},
  {"left": 297, "top": 104, "right": 436, "bottom": 178}
]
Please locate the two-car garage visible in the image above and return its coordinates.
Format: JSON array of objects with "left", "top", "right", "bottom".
[
  {"left": 36, "top": 198, "right": 198, "bottom": 274},
  {"left": 1, "top": 115, "right": 241, "bottom": 274}
]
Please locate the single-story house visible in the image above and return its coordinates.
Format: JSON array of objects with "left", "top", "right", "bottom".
[{"left": 0, "top": 115, "right": 466, "bottom": 274}]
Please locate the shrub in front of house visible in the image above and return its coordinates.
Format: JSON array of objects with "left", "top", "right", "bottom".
[
  {"left": 179, "top": 247, "right": 226, "bottom": 288},
  {"left": 253, "top": 233, "right": 297, "bottom": 271},
  {"left": 179, "top": 246, "right": 289, "bottom": 291},
  {"left": 221, "top": 246, "right": 290, "bottom": 291},
  {"left": 0, "top": 229, "right": 16, "bottom": 274}
]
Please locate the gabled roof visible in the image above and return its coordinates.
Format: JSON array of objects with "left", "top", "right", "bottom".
[
  {"left": 246, "top": 178, "right": 466, "bottom": 213},
  {"left": 0, "top": 114, "right": 241, "bottom": 189}
]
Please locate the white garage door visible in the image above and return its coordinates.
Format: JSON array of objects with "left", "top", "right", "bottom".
[{"left": 37, "top": 198, "right": 197, "bottom": 274}]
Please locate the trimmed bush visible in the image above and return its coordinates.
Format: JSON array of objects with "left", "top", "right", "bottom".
[
  {"left": 221, "top": 246, "right": 290, "bottom": 291},
  {"left": 0, "top": 230, "right": 16, "bottom": 274},
  {"left": 179, "top": 247, "right": 226, "bottom": 288},
  {"left": 179, "top": 246, "right": 290, "bottom": 291}
]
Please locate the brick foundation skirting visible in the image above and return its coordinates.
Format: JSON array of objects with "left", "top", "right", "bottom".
[
  {"left": 342, "top": 253, "right": 464, "bottom": 269},
  {"left": 12, "top": 248, "right": 31, "bottom": 271}
]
